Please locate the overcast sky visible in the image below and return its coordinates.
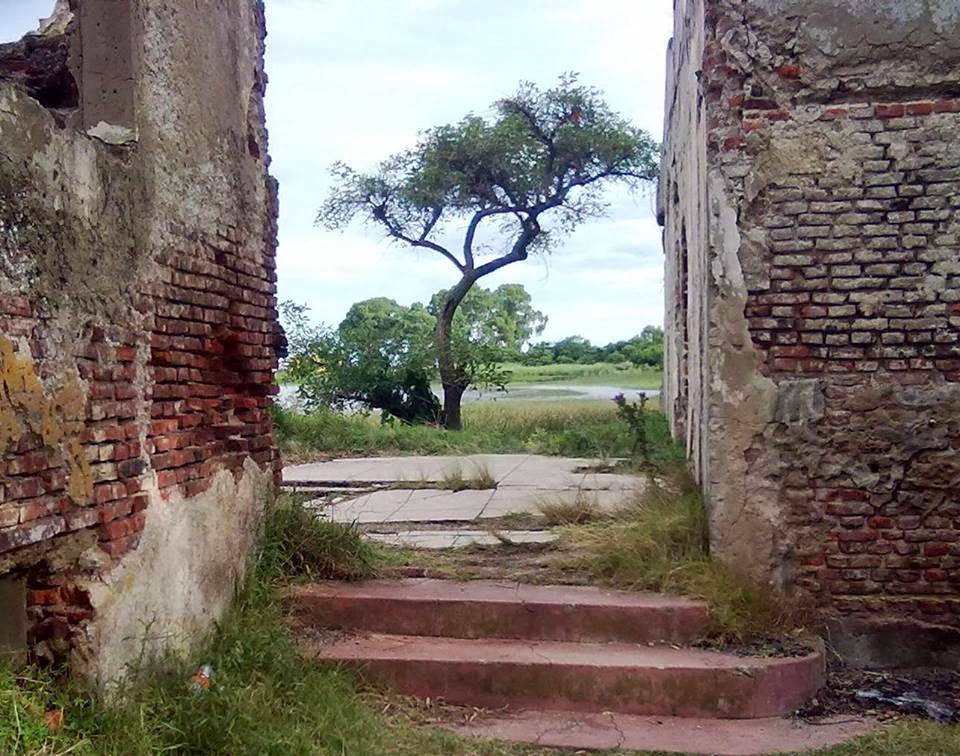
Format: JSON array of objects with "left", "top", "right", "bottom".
[{"left": 4, "top": 1, "right": 673, "bottom": 344}]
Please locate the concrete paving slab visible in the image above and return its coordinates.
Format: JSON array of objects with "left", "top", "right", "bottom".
[
  {"left": 283, "top": 454, "right": 599, "bottom": 487},
  {"left": 449, "top": 711, "right": 876, "bottom": 755},
  {"left": 396, "top": 489, "right": 494, "bottom": 522},
  {"left": 365, "top": 530, "right": 556, "bottom": 549},
  {"left": 317, "top": 489, "right": 412, "bottom": 524},
  {"left": 287, "top": 454, "right": 648, "bottom": 531}
]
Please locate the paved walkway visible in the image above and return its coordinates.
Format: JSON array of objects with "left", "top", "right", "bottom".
[{"left": 282, "top": 455, "right": 644, "bottom": 549}]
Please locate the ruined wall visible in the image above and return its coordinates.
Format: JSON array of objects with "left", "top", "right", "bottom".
[
  {"left": 661, "top": 0, "right": 960, "bottom": 657},
  {"left": 0, "top": 1, "right": 281, "bottom": 683}
]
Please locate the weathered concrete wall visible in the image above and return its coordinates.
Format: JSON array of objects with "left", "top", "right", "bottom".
[
  {"left": 659, "top": 0, "right": 712, "bottom": 489},
  {"left": 0, "top": 1, "right": 281, "bottom": 683},
  {"left": 662, "top": 0, "right": 960, "bottom": 654}
]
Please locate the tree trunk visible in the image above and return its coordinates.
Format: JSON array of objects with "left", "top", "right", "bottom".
[
  {"left": 435, "top": 277, "right": 473, "bottom": 430},
  {"left": 441, "top": 382, "right": 465, "bottom": 430}
]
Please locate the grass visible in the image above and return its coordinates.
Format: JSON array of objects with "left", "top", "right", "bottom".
[
  {"left": 802, "top": 720, "right": 960, "bottom": 756},
  {"left": 501, "top": 362, "right": 661, "bottom": 389},
  {"left": 556, "top": 468, "right": 801, "bottom": 642},
  {"left": 537, "top": 492, "right": 603, "bottom": 525},
  {"left": 260, "top": 495, "right": 384, "bottom": 580},
  {"left": 394, "top": 463, "right": 498, "bottom": 492},
  {"left": 274, "top": 400, "right": 683, "bottom": 463},
  {"left": 440, "top": 463, "right": 497, "bottom": 491}
]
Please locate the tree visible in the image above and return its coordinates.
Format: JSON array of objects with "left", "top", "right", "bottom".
[
  {"left": 621, "top": 326, "right": 664, "bottom": 367},
  {"left": 280, "top": 298, "right": 441, "bottom": 424},
  {"left": 429, "top": 283, "right": 547, "bottom": 363},
  {"left": 319, "top": 74, "right": 659, "bottom": 429},
  {"left": 551, "top": 335, "right": 598, "bottom": 364}
]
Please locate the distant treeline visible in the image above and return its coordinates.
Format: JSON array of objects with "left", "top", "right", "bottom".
[{"left": 516, "top": 326, "right": 664, "bottom": 367}]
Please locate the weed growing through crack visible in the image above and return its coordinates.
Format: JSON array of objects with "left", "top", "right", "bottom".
[
  {"left": 441, "top": 463, "right": 496, "bottom": 491},
  {"left": 392, "top": 463, "right": 497, "bottom": 492},
  {"left": 537, "top": 492, "right": 604, "bottom": 526}
]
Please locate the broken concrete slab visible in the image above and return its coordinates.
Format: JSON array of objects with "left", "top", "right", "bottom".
[
  {"left": 395, "top": 489, "right": 494, "bottom": 522},
  {"left": 287, "top": 455, "right": 648, "bottom": 550},
  {"left": 448, "top": 710, "right": 876, "bottom": 755},
  {"left": 480, "top": 487, "right": 634, "bottom": 519},
  {"left": 316, "top": 489, "right": 493, "bottom": 525},
  {"left": 314, "top": 489, "right": 412, "bottom": 524},
  {"left": 364, "top": 530, "right": 556, "bottom": 549},
  {"left": 283, "top": 454, "right": 599, "bottom": 487}
]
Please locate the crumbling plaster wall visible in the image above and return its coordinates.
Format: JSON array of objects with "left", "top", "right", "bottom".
[
  {"left": 662, "top": 0, "right": 960, "bottom": 650},
  {"left": 0, "top": 1, "right": 281, "bottom": 684}
]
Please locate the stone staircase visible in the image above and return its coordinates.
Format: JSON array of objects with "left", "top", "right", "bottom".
[{"left": 286, "top": 578, "right": 871, "bottom": 752}]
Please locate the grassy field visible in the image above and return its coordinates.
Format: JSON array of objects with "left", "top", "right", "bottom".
[
  {"left": 500, "top": 361, "right": 661, "bottom": 389},
  {"left": 278, "top": 362, "right": 662, "bottom": 393},
  {"left": 274, "top": 399, "right": 680, "bottom": 463}
]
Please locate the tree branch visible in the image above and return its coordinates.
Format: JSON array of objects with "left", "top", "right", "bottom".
[
  {"left": 372, "top": 203, "right": 465, "bottom": 272},
  {"left": 473, "top": 217, "right": 541, "bottom": 279},
  {"left": 462, "top": 207, "right": 519, "bottom": 270}
]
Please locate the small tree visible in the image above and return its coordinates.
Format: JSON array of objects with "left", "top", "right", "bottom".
[{"left": 319, "top": 74, "right": 659, "bottom": 429}]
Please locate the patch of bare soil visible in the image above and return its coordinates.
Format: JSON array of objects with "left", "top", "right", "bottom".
[
  {"left": 696, "top": 635, "right": 817, "bottom": 659},
  {"left": 800, "top": 667, "right": 960, "bottom": 723}
]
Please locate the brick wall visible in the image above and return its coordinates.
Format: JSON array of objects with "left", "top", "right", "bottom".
[
  {"left": 0, "top": 221, "right": 281, "bottom": 664},
  {"left": 661, "top": 0, "right": 960, "bottom": 644}
]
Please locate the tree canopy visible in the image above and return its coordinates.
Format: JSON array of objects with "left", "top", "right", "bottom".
[{"left": 319, "top": 74, "right": 659, "bottom": 428}]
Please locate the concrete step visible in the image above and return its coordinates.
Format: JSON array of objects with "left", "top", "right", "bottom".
[
  {"left": 288, "top": 578, "right": 711, "bottom": 644},
  {"left": 304, "top": 633, "right": 824, "bottom": 719}
]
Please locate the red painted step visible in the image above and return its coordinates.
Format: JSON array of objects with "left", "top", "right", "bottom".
[
  {"left": 305, "top": 633, "right": 824, "bottom": 719},
  {"left": 288, "top": 578, "right": 710, "bottom": 644}
]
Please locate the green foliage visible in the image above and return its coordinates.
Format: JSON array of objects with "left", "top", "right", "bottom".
[
  {"left": 281, "top": 297, "right": 440, "bottom": 424},
  {"left": 522, "top": 326, "right": 665, "bottom": 368},
  {"left": 318, "top": 74, "right": 659, "bottom": 249},
  {"left": 281, "top": 284, "right": 550, "bottom": 425},
  {"left": 613, "top": 391, "right": 652, "bottom": 465},
  {"left": 429, "top": 283, "right": 547, "bottom": 364}
]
